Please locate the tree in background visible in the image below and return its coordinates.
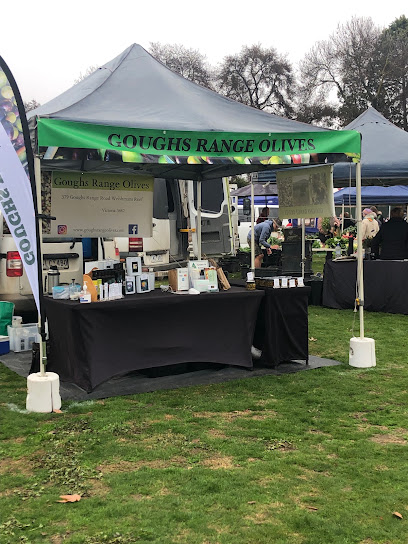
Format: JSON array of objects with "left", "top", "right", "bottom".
[
  {"left": 74, "top": 65, "right": 99, "bottom": 84},
  {"left": 294, "top": 86, "right": 339, "bottom": 128},
  {"left": 216, "top": 44, "right": 294, "bottom": 116},
  {"left": 375, "top": 16, "right": 408, "bottom": 130},
  {"left": 299, "top": 17, "right": 382, "bottom": 127},
  {"left": 149, "top": 43, "right": 213, "bottom": 89},
  {"left": 24, "top": 99, "right": 41, "bottom": 112}
]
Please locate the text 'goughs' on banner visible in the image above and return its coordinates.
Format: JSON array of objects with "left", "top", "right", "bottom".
[{"left": 0, "top": 59, "right": 39, "bottom": 311}]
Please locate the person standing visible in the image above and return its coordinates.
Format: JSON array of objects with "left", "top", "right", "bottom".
[
  {"left": 342, "top": 211, "right": 355, "bottom": 230},
  {"left": 371, "top": 207, "right": 408, "bottom": 260},
  {"left": 361, "top": 208, "right": 379, "bottom": 243},
  {"left": 247, "top": 219, "right": 278, "bottom": 268},
  {"left": 370, "top": 206, "right": 383, "bottom": 226}
]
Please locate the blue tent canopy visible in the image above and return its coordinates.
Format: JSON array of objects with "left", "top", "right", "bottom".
[{"left": 334, "top": 185, "right": 408, "bottom": 206}]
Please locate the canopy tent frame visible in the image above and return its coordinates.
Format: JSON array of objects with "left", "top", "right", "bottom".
[{"left": 27, "top": 43, "right": 366, "bottom": 357}]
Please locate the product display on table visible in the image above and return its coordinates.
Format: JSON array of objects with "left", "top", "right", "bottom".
[
  {"left": 204, "top": 268, "right": 219, "bottom": 292},
  {"left": 125, "top": 276, "right": 136, "bottom": 295},
  {"left": 125, "top": 256, "right": 142, "bottom": 276},
  {"left": 188, "top": 260, "right": 209, "bottom": 287},
  {"left": 136, "top": 274, "right": 150, "bottom": 293},
  {"left": 168, "top": 268, "right": 189, "bottom": 292}
]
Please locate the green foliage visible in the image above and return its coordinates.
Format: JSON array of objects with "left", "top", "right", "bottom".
[
  {"left": 344, "top": 225, "right": 357, "bottom": 237},
  {"left": 321, "top": 217, "right": 331, "bottom": 233}
]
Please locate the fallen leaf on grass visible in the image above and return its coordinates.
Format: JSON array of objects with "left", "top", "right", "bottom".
[
  {"left": 57, "top": 494, "right": 81, "bottom": 503},
  {"left": 53, "top": 409, "right": 63, "bottom": 413},
  {"left": 306, "top": 506, "right": 319, "bottom": 511},
  {"left": 393, "top": 511, "right": 403, "bottom": 519},
  {"left": 309, "top": 337, "right": 317, "bottom": 342},
  {"left": 247, "top": 501, "right": 256, "bottom": 505}
]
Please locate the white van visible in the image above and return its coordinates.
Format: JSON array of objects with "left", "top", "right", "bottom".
[
  {"left": 0, "top": 176, "right": 236, "bottom": 320},
  {"left": 115, "top": 177, "right": 238, "bottom": 267}
]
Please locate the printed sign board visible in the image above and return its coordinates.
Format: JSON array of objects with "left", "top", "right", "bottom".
[
  {"left": 51, "top": 172, "right": 153, "bottom": 237},
  {"left": 277, "top": 165, "right": 334, "bottom": 219}
]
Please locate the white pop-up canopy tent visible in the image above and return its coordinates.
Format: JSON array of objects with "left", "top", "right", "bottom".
[{"left": 27, "top": 44, "right": 367, "bottom": 364}]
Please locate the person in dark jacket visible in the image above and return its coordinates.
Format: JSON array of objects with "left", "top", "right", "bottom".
[
  {"left": 342, "top": 211, "right": 355, "bottom": 230},
  {"left": 370, "top": 206, "right": 384, "bottom": 226},
  {"left": 371, "top": 207, "right": 408, "bottom": 260}
]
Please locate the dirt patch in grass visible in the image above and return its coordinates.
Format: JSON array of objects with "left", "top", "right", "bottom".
[
  {"left": 308, "top": 429, "right": 332, "bottom": 436},
  {"left": 310, "top": 444, "right": 326, "bottom": 452},
  {"left": 207, "top": 429, "right": 228, "bottom": 439},
  {"left": 257, "top": 474, "right": 285, "bottom": 487},
  {"left": 200, "top": 456, "right": 237, "bottom": 469},
  {"left": 291, "top": 489, "right": 319, "bottom": 510},
  {"left": 370, "top": 433, "right": 407, "bottom": 445},
  {"left": 50, "top": 536, "right": 64, "bottom": 544},
  {"left": 132, "top": 493, "right": 152, "bottom": 501},
  {"left": 158, "top": 487, "right": 172, "bottom": 496},
  {"left": 244, "top": 503, "right": 284, "bottom": 525},
  {"left": 193, "top": 409, "right": 277, "bottom": 420},
  {"left": 352, "top": 412, "right": 369, "bottom": 421},
  {"left": 357, "top": 423, "right": 390, "bottom": 433},
  {"left": 0, "top": 456, "right": 34, "bottom": 476},
  {"left": 97, "top": 457, "right": 190, "bottom": 474},
  {"left": 88, "top": 478, "right": 110, "bottom": 497},
  {"left": 172, "top": 529, "right": 193, "bottom": 543},
  {"left": 255, "top": 398, "right": 277, "bottom": 406}
]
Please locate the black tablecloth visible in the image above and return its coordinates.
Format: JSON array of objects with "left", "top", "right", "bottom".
[
  {"left": 323, "top": 260, "right": 408, "bottom": 314},
  {"left": 252, "top": 286, "right": 310, "bottom": 367},
  {"left": 42, "top": 287, "right": 264, "bottom": 392}
]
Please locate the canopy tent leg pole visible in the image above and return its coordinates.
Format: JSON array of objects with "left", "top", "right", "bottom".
[
  {"left": 34, "top": 156, "right": 46, "bottom": 378},
  {"left": 26, "top": 159, "right": 61, "bottom": 413},
  {"left": 349, "top": 161, "right": 376, "bottom": 368},
  {"left": 301, "top": 218, "right": 305, "bottom": 279},
  {"left": 224, "top": 177, "right": 235, "bottom": 256},
  {"left": 197, "top": 179, "right": 202, "bottom": 260},
  {"left": 389, "top": 205, "right": 391, "bottom": 220},
  {"left": 356, "top": 161, "right": 364, "bottom": 339},
  {"left": 250, "top": 180, "right": 255, "bottom": 272},
  {"left": 341, "top": 202, "right": 345, "bottom": 234}
]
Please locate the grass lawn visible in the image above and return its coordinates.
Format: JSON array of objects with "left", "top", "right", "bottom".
[{"left": 1, "top": 306, "right": 408, "bottom": 544}]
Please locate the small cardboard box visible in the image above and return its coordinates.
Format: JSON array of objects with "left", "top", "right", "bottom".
[{"left": 168, "top": 268, "right": 189, "bottom": 291}]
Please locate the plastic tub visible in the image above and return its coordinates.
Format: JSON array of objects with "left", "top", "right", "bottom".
[{"left": 7, "top": 324, "right": 40, "bottom": 352}]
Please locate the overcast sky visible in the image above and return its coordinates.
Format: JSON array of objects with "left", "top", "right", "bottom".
[{"left": 2, "top": 0, "right": 407, "bottom": 105}]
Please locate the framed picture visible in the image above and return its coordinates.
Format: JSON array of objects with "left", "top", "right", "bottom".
[
  {"left": 126, "top": 256, "right": 142, "bottom": 276},
  {"left": 125, "top": 276, "right": 136, "bottom": 295},
  {"left": 136, "top": 273, "right": 150, "bottom": 293}
]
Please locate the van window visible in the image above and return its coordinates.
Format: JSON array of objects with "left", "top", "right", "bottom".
[
  {"left": 193, "top": 179, "right": 224, "bottom": 213},
  {"left": 152, "top": 178, "right": 169, "bottom": 220}
]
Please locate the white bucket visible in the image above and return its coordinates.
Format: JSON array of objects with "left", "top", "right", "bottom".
[
  {"left": 12, "top": 316, "right": 23, "bottom": 327},
  {"left": 349, "top": 337, "right": 376, "bottom": 368}
]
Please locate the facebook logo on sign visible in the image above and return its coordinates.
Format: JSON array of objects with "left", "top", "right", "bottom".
[{"left": 128, "top": 224, "right": 138, "bottom": 235}]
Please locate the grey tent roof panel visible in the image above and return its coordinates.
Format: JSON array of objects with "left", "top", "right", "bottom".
[
  {"left": 333, "top": 107, "right": 408, "bottom": 184},
  {"left": 29, "top": 44, "right": 326, "bottom": 134}
]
